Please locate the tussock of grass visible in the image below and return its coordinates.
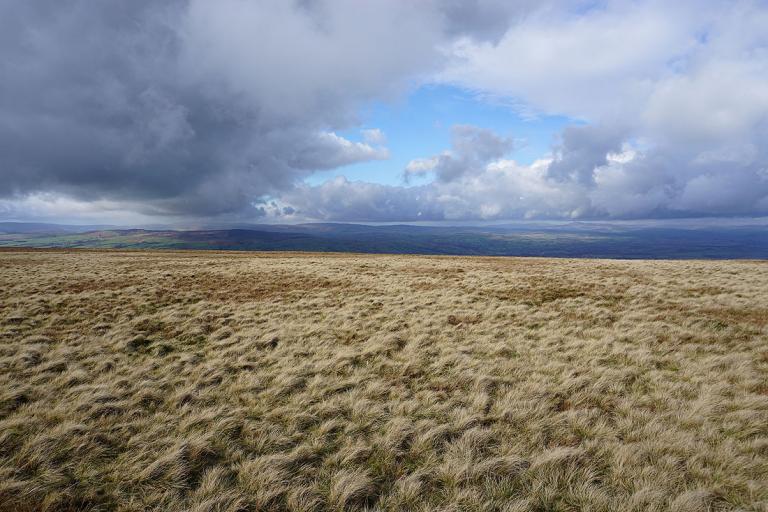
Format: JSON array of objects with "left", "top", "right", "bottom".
[{"left": 0, "top": 250, "right": 766, "bottom": 511}]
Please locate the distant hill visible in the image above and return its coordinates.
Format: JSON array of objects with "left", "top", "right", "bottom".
[{"left": 0, "top": 221, "right": 766, "bottom": 259}]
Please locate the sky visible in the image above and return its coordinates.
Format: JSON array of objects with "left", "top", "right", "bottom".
[{"left": 1, "top": 0, "right": 767, "bottom": 225}]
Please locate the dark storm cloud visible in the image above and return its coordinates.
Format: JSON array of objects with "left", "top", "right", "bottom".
[{"left": 0, "top": 0, "right": 465, "bottom": 216}]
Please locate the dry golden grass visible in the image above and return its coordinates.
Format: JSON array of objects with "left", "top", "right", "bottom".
[{"left": 0, "top": 249, "right": 767, "bottom": 511}]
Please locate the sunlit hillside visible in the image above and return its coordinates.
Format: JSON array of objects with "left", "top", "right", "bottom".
[{"left": 1, "top": 250, "right": 766, "bottom": 511}]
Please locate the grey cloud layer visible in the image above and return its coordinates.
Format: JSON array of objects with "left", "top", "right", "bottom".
[
  {"left": 286, "top": 0, "right": 768, "bottom": 221},
  {"left": 405, "top": 125, "right": 514, "bottom": 183},
  {"left": 0, "top": 0, "right": 471, "bottom": 216},
  {"left": 2, "top": 0, "right": 767, "bottom": 221},
  {"left": 288, "top": 119, "right": 768, "bottom": 222}
]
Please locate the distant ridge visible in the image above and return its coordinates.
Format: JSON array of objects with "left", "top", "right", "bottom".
[{"left": 1, "top": 221, "right": 766, "bottom": 259}]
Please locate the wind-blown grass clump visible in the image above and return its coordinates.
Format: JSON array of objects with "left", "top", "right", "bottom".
[{"left": 0, "top": 249, "right": 766, "bottom": 511}]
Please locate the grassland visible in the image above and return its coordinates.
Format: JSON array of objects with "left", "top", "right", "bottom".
[{"left": 0, "top": 249, "right": 766, "bottom": 511}]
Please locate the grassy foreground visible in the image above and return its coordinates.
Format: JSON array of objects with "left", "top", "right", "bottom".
[{"left": 0, "top": 249, "right": 766, "bottom": 511}]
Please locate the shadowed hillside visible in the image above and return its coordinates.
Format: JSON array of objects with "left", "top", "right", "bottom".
[{"left": 2, "top": 222, "right": 767, "bottom": 259}]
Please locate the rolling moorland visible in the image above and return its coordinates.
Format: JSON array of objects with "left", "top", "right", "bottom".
[
  {"left": 2, "top": 221, "right": 768, "bottom": 259},
  {"left": 0, "top": 249, "right": 766, "bottom": 511}
]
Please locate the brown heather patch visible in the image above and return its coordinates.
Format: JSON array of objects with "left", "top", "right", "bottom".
[
  {"left": 167, "top": 271, "right": 362, "bottom": 302},
  {"left": 60, "top": 276, "right": 139, "bottom": 294},
  {"left": 699, "top": 306, "right": 768, "bottom": 328},
  {"left": 685, "top": 285, "right": 729, "bottom": 296},
  {"left": 0, "top": 250, "right": 767, "bottom": 511},
  {"left": 447, "top": 313, "right": 482, "bottom": 326}
]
